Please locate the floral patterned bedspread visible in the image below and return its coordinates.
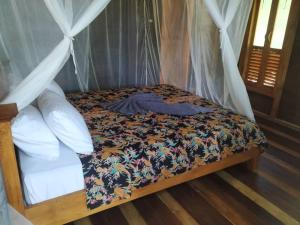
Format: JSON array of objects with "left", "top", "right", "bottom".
[{"left": 67, "top": 85, "right": 267, "bottom": 209}]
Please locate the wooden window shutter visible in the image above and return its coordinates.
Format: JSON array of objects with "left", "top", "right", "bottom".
[
  {"left": 246, "top": 47, "right": 263, "bottom": 84},
  {"left": 243, "top": 0, "right": 293, "bottom": 97},
  {"left": 263, "top": 49, "right": 281, "bottom": 88}
]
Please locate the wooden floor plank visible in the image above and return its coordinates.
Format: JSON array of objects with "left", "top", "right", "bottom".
[
  {"left": 255, "top": 111, "right": 300, "bottom": 138},
  {"left": 258, "top": 157, "right": 300, "bottom": 189},
  {"left": 189, "top": 175, "right": 282, "bottom": 225},
  {"left": 260, "top": 124, "right": 300, "bottom": 145},
  {"left": 263, "top": 129, "right": 300, "bottom": 151},
  {"left": 133, "top": 194, "right": 182, "bottom": 225},
  {"left": 119, "top": 202, "right": 148, "bottom": 225},
  {"left": 265, "top": 146, "right": 300, "bottom": 170},
  {"left": 89, "top": 206, "right": 129, "bottom": 225},
  {"left": 168, "top": 183, "right": 231, "bottom": 225},
  {"left": 262, "top": 153, "right": 300, "bottom": 176},
  {"left": 157, "top": 191, "right": 199, "bottom": 225},
  {"left": 268, "top": 139, "right": 300, "bottom": 159},
  {"left": 217, "top": 171, "right": 300, "bottom": 225},
  {"left": 255, "top": 169, "right": 300, "bottom": 199},
  {"left": 226, "top": 167, "right": 300, "bottom": 222}
]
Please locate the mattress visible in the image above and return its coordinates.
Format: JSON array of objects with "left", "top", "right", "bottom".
[
  {"left": 67, "top": 84, "right": 267, "bottom": 209},
  {"left": 18, "top": 142, "right": 84, "bottom": 205}
]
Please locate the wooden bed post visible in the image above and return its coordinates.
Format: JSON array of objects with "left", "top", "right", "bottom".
[
  {"left": 0, "top": 104, "right": 25, "bottom": 214},
  {"left": 246, "top": 157, "right": 258, "bottom": 171}
]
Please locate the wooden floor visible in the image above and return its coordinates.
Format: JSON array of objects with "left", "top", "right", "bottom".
[{"left": 65, "top": 125, "right": 300, "bottom": 225}]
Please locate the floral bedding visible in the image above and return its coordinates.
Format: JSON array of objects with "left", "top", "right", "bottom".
[{"left": 67, "top": 85, "right": 267, "bottom": 209}]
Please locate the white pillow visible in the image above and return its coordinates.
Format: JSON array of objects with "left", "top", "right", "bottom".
[
  {"left": 12, "top": 105, "right": 60, "bottom": 160},
  {"left": 46, "top": 81, "right": 65, "bottom": 98},
  {"left": 37, "top": 90, "right": 93, "bottom": 154}
]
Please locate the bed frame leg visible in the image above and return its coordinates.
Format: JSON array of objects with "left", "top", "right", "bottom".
[{"left": 246, "top": 157, "right": 258, "bottom": 172}]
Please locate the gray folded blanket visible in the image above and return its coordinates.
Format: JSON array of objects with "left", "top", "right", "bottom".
[{"left": 100, "top": 92, "right": 213, "bottom": 116}]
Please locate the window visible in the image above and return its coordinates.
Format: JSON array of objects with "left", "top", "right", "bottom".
[{"left": 244, "top": 0, "right": 292, "bottom": 97}]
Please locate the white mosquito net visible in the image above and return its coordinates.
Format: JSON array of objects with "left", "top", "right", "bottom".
[{"left": 0, "top": 0, "right": 254, "bottom": 120}]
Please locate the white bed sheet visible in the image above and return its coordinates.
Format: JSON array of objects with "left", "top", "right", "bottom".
[{"left": 18, "top": 142, "right": 85, "bottom": 205}]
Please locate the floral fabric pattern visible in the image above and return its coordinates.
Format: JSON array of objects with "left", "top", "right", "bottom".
[{"left": 67, "top": 85, "right": 267, "bottom": 209}]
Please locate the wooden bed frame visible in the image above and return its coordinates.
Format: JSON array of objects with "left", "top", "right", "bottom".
[{"left": 0, "top": 104, "right": 261, "bottom": 225}]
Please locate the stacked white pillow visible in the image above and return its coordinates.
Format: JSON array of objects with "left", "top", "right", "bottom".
[
  {"left": 12, "top": 81, "right": 93, "bottom": 161},
  {"left": 46, "top": 81, "right": 65, "bottom": 98},
  {"left": 12, "top": 105, "right": 60, "bottom": 160},
  {"left": 37, "top": 90, "right": 93, "bottom": 155}
]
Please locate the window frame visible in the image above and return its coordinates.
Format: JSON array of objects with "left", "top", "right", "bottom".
[{"left": 240, "top": 0, "right": 300, "bottom": 117}]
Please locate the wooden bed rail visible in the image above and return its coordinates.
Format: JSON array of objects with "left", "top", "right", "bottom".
[{"left": 0, "top": 104, "right": 25, "bottom": 214}]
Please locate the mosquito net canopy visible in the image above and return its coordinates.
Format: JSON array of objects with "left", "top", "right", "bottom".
[{"left": 0, "top": 0, "right": 254, "bottom": 120}]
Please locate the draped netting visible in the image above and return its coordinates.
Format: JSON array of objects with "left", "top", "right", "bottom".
[
  {"left": 56, "top": 0, "right": 161, "bottom": 92},
  {"left": 187, "top": 0, "right": 253, "bottom": 119},
  {"left": 0, "top": 0, "right": 254, "bottom": 120},
  {"left": 0, "top": 0, "right": 111, "bottom": 109}
]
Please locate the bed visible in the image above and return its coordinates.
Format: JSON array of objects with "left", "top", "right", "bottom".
[{"left": 0, "top": 85, "right": 266, "bottom": 225}]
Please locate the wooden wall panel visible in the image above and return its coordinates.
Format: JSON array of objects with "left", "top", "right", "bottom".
[
  {"left": 278, "top": 13, "right": 300, "bottom": 125},
  {"left": 248, "top": 91, "right": 273, "bottom": 115}
]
